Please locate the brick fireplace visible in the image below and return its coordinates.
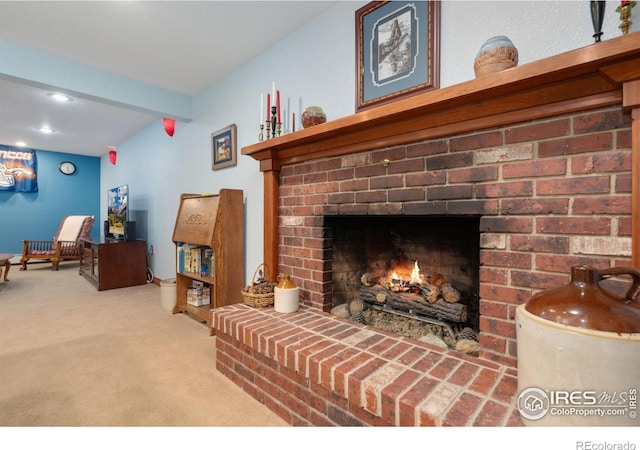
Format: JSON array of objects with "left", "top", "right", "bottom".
[
  {"left": 274, "top": 104, "right": 632, "bottom": 366},
  {"left": 213, "top": 35, "right": 640, "bottom": 426}
]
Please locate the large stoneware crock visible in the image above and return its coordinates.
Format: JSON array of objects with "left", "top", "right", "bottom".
[{"left": 516, "top": 265, "right": 640, "bottom": 426}]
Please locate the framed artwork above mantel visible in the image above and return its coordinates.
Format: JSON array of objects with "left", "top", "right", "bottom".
[{"left": 355, "top": 0, "right": 440, "bottom": 112}]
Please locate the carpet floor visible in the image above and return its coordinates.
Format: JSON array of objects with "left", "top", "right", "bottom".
[{"left": 0, "top": 261, "right": 287, "bottom": 427}]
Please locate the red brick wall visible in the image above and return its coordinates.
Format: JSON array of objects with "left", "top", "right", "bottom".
[{"left": 277, "top": 106, "right": 632, "bottom": 367}]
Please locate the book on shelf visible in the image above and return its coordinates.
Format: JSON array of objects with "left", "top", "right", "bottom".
[
  {"left": 203, "top": 248, "right": 214, "bottom": 277},
  {"left": 190, "top": 246, "right": 201, "bottom": 273},
  {"left": 176, "top": 243, "right": 214, "bottom": 276},
  {"left": 177, "top": 243, "right": 185, "bottom": 273}
]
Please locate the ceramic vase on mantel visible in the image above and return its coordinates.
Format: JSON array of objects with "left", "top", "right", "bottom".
[
  {"left": 473, "top": 35, "right": 519, "bottom": 78},
  {"left": 301, "top": 106, "right": 327, "bottom": 129}
]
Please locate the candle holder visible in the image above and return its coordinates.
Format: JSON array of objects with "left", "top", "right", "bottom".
[
  {"left": 270, "top": 106, "right": 277, "bottom": 139},
  {"left": 260, "top": 105, "right": 282, "bottom": 140},
  {"left": 590, "top": 1, "right": 606, "bottom": 43},
  {"left": 617, "top": 1, "right": 636, "bottom": 35}
]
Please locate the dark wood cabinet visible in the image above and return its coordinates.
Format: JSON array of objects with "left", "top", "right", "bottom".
[
  {"left": 79, "top": 238, "right": 147, "bottom": 291},
  {"left": 172, "top": 189, "right": 244, "bottom": 334}
]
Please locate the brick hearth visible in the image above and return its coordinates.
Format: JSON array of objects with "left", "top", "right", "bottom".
[{"left": 212, "top": 304, "right": 523, "bottom": 426}]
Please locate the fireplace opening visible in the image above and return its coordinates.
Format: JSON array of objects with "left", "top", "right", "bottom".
[{"left": 327, "top": 215, "right": 481, "bottom": 349}]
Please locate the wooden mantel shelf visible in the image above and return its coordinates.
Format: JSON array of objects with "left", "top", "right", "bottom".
[
  {"left": 243, "top": 33, "right": 640, "bottom": 170},
  {"left": 242, "top": 32, "right": 640, "bottom": 273}
]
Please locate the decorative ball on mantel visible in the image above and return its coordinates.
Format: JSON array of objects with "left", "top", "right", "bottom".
[
  {"left": 301, "top": 106, "right": 327, "bottom": 128},
  {"left": 473, "top": 35, "right": 519, "bottom": 78}
]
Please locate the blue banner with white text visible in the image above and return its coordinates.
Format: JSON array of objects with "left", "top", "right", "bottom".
[{"left": 0, "top": 146, "right": 38, "bottom": 192}]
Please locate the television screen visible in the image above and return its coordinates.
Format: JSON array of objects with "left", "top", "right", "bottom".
[{"left": 107, "top": 184, "right": 128, "bottom": 237}]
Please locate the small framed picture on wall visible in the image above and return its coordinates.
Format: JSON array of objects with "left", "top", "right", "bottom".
[{"left": 211, "top": 124, "right": 237, "bottom": 170}]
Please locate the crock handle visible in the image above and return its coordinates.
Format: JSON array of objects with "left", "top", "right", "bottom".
[{"left": 599, "top": 267, "right": 640, "bottom": 303}]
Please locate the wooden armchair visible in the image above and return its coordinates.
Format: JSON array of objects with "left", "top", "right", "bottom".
[{"left": 20, "top": 215, "right": 95, "bottom": 271}]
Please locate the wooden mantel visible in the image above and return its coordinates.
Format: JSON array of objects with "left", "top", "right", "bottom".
[{"left": 242, "top": 33, "right": 640, "bottom": 274}]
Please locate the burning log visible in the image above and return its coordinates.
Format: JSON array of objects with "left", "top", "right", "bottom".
[
  {"left": 429, "top": 272, "right": 447, "bottom": 288},
  {"left": 360, "top": 272, "right": 379, "bottom": 287},
  {"left": 361, "top": 286, "right": 468, "bottom": 323},
  {"left": 417, "top": 282, "right": 440, "bottom": 302},
  {"left": 391, "top": 295, "right": 467, "bottom": 323},
  {"left": 360, "top": 288, "right": 386, "bottom": 304},
  {"left": 441, "top": 283, "right": 461, "bottom": 303}
]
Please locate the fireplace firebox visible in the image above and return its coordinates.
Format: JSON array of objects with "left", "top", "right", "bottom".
[{"left": 328, "top": 215, "right": 480, "bottom": 341}]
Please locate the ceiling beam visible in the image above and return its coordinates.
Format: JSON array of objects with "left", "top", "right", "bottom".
[{"left": 0, "top": 39, "right": 193, "bottom": 122}]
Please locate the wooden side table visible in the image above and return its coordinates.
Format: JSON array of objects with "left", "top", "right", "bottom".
[
  {"left": 0, "top": 253, "right": 12, "bottom": 282},
  {"left": 78, "top": 239, "right": 147, "bottom": 291}
]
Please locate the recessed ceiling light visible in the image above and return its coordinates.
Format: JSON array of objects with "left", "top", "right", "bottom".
[
  {"left": 39, "top": 126, "right": 54, "bottom": 134},
  {"left": 15, "top": 141, "right": 26, "bottom": 147},
  {"left": 47, "top": 92, "right": 72, "bottom": 103}
]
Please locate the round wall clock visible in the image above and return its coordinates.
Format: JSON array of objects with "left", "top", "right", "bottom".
[{"left": 59, "top": 161, "right": 77, "bottom": 175}]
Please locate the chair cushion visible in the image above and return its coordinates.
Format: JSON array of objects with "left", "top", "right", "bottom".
[
  {"left": 57, "top": 216, "right": 92, "bottom": 242},
  {"left": 78, "top": 216, "right": 95, "bottom": 239},
  {"left": 31, "top": 250, "right": 56, "bottom": 256}
]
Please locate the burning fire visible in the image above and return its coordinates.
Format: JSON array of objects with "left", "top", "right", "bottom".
[
  {"left": 390, "top": 261, "right": 422, "bottom": 288},
  {"left": 410, "top": 261, "right": 421, "bottom": 284},
  {"left": 363, "top": 259, "right": 463, "bottom": 304}
]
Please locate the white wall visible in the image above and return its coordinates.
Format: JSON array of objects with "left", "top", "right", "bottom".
[{"left": 101, "top": 0, "right": 636, "bottom": 282}]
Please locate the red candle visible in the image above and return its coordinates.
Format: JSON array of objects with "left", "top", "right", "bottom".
[
  {"left": 276, "top": 90, "right": 281, "bottom": 123},
  {"left": 266, "top": 93, "right": 270, "bottom": 121},
  {"left": 292, "top": 112, "right": 296, "bottom": 132}
]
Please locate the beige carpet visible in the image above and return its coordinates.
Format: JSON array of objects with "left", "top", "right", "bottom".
[{"left": 0, "top": 261, "right": 288, "bottom": 427}]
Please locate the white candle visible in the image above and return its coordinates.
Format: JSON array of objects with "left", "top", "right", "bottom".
[
  {"left": 260, "top": 94, "right": 264, "bottom": 124},
  {"left": 272, "top": 82, "right": 275, "bottom": 105}
]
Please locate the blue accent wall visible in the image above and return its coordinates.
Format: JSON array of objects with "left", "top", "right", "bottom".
[{"left": 0, "top": 148, "right": 100, "bottom": 255}]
